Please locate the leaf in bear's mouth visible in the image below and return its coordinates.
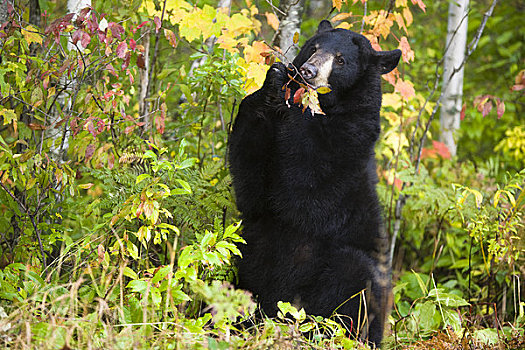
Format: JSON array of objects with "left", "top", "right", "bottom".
[{"left": 316, "top": 86, "right": 332, "bottom": 94}]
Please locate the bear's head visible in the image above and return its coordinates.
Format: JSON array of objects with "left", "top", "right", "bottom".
[{"left": 292, "top": 20, "right": 401, "bottom": 109}]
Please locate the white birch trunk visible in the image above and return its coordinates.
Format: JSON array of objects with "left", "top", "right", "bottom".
[
  {"left": 440, "top": 0, "right": 469, "bottom": 157},
  {"left": 274, "top": 0, "right": 305, "bottom": 63},
  {"left": 0, "top": 0, "right": 10, "bottom": 24}
]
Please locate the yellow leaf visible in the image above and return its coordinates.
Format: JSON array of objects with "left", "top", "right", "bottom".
[
  {"left": 217, "top": 33, "right": 239, "bottom": 53},
  {"left": 331, "top": 12, "right": 353, "bottom": 22},
  {"left": 403, "top": 7, "right": 413, "bottom": 27},
  {"left": 293, "top": 31, "right": 299, "bottom": 44},
  {"left": 394, "top": 12, "right": 407, "bottom": 33},
  {"left": 316, "top": 86, "right": 332, "bottom": 94},
  {"left": 244, "top": 41, "right": 270, "bottom": 64},
  {"left": 228, "top": 13, "right": 255, "bottom": 36},
  {"left": 21, "top": 25, "right": 42, "bottom": 45},
  {"left": 335, "top": 22, "right": 351, "bottom": 30},
  {"left": 332, "top": 0, "right": 343, "bottom": 11},
  {"left": 382, "top": 93, "right": 402, "bottom": 109},
  {"left": 265, "top": 12, "right": 279, "bottom": 31}
]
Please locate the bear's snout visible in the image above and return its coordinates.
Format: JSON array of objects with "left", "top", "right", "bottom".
[{"left": 300, "top": 63, "right": 318, "bottom": 80}]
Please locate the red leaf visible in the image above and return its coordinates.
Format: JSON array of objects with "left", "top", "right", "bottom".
[
  {"left": 116, "top": 41, "right": 127, "bottom": 59},
  {"left": 496, "top": 99, "right": 505, "bottom": 119},
  {"left": 124, "top": 125, "right": 135, "bottom": 134},
  {"left": 432, "top": 141, "right": 451, "bottom": 159},
  {"left": 156, "top": 103, "right": 166, "bottom": 134},
  {"left": 154, "top": 16, "right": 161, "bottom": 33},
  {"left": 71, "top": 29, "right": 83, "bottom": 45},
  {"left": 129, "top": 38, "right": 136, "bottom": 50},
  {"left": 285, "top": 87, "right": 290, "bottom": 101},
  {"left": 294, "top": 87, "right": 305, "bottom": 104},
  {"left": 137, "top": 21, "right": 149, "bottom": 29},
  {"left": 108, "top": 22, "right": 124, "bottom": 39},
  {"left": 80, "top": 31, "right": 91, "bottom": 48},
  {"left": 97, "top": 120, "right": 105, "bottom": 133},
  {"left": 87, "top": 121, "right": 97, "bottom": 138},
  {"left": 108, "top": 153, "right": 115, "bottom": 169},
  {"left": 106, "top": 63, "right": 118, "bottom": 77},
  {"left": 78, "top": 7, "right": 91, "bottom": 22},
  {"left": 85, "top": 144, "right": 96, "bottom": 161},
  {"left": 137, "top": 54, "right": 145, "bottom": 69},
  {"left": 122, "top": 51, "right": 131, "bottom": 70},
  {"left": 460, "top": 103, "right": 466, "bottom": 121},
  {"left": 482, "top": 100, "right": 492, "bottom": 117}
]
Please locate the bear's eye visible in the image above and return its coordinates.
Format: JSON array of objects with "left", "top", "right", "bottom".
[
  {"left": 311, "top": 46, "right": 317, "bottom": 54},
  {"left": 336, "top": 56, "right": 345, "bottom": 65}
]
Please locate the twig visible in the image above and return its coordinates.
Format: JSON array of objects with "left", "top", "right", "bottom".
[
  {"left": 360, "top": 1, "right": 367, "bottom": 33},
  {"left": 0, "top": 177, "right": 47, "bottom": 269}
]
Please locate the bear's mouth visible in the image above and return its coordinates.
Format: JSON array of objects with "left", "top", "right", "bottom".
[{"left": 300, "top": 51, "right": 334, "bottom": 90}]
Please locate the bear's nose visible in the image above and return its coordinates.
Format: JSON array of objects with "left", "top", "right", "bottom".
[{"left": 299, "top": 63, "right": 318, "bottom": 80}]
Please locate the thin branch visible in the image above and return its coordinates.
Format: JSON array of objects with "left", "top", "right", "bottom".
[{"left": 0, "top": 176, "right": 46, "bottom": 269}]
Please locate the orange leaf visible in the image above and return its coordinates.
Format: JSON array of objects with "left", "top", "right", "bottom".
[
  {"left": 421, "top": 147, "right": 437, "bottom": 159},
  {"left": 398, "top": 36, "right": 414, "bottom": 63},
  {"left": 164, "top": 29, "right": 177, "bottom": 48},
  {"left": 265, "top": 12, "right": 279, "bottom": 31},
  {"left": 394, "top": 79, "right": 415, "bottom": 99},
  {"left": 411, "top": 0, "right": 426, "bottom": 12},
  {"left": 294, "top": 87, "right": 305, "bottom": 104}
]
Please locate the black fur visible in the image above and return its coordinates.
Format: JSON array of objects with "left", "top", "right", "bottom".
[{"left": 229, "top": 21, "right": 401, "bottom": 347}]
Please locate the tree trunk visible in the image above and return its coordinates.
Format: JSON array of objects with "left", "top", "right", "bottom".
[
  {"left": 440, "top": 0, "right": 469, "bottom": 157},
  {"left": 273, "top": 0, "right": 305, "bottom": 63},
  {"left": 29, "top": 0, "right": 41, "bottom": 27},
  {"left": 49, "top": 0, "right": 91, "bottom": 161},
  {"left": 0, "top": 0, "right": 11, "bottom": 24}
]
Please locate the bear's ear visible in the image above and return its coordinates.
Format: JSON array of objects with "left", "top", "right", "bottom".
[
  {"left": 317, "top": 20, "right": 333, "bottom": 33},
  {"left": 374, "top": 49, "right": 402, "bottom": 74}
]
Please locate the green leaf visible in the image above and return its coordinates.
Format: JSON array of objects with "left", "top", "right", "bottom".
[
  {"left": 473, "top": 328, "right": 499, "bottom": 345},
  {"left": 122, "top": 267, "right": 138, "bottom": 280},
  {"left": 136, "top": 173, "right": 151, "bottom": 184},
  {"left": 127, "top": 280, "right": 148, "bottom": 293},
  {"left": 428, "top": 289, "right": 470, "bottom": 307},
  {"left": 412, "top": 271, "right": 429, "bottom": 295},
  {"left": 151, "top": 265, "right": 171, "bottom": 284},
  {"left": 442, "top": 308, "right": 462, "bottom": 333}
]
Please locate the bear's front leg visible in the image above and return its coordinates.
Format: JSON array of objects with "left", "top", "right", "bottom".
[
  {"left": 229, "top": 63, "right": 288, "bottom": 220},
  {"left": 260, "top": 62, "right": 288, "bottom": 109}
]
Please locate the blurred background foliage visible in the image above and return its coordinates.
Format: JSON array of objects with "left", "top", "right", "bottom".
[{"left": 0, "top": 0, "right": 523, "bottom": 348}]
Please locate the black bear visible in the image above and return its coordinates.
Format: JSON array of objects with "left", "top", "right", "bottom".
[{"left": 229, "top": 20, "right": 401, "bottom": 346}]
